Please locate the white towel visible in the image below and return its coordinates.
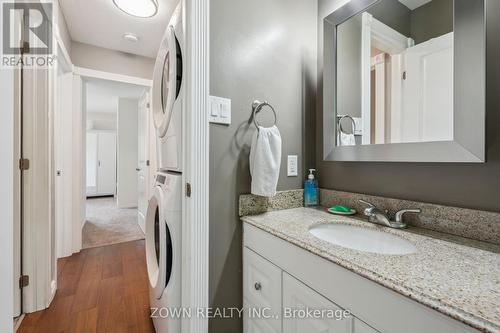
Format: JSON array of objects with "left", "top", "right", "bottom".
[
  {"left": 249, "top": 126, "right": 282, "bottom": 197},
  {"left": 337, "top": 132, "right": 356, "bottom": 146}
]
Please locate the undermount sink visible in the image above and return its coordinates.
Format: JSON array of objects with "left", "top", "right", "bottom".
[{"left": 309, "top": 224, "right": 417, "bottom": 255}]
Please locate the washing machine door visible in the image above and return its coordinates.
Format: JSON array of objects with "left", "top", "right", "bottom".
[
  {"left": 152, "top": 25, "right": 183, "bottom": 138},
  {"left": 145, "top": 186, "right": 173, "bottom": 299}
]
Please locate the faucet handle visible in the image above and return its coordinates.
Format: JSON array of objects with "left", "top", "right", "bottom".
[
  {"left": 358, "top": 199, "right": 375, "bottom": 208},
  {"left": 358, "top": 199, "right": 378, "bottom": 217},
  {"left": 395, "top": 209, "right": 421, "bottom": 223}
]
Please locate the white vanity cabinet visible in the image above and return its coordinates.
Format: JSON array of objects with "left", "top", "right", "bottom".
[
  {"left": 243, "top": 247, "right": 377, "bottom": 333},
  {"left": 243, "top": 223, "right": 480, "bottom": 333}
]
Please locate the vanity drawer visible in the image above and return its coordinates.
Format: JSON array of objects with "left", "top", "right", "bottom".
[
  {"left": 283, "top": 272, "right": 351, "bottom": 333},
  {"left": 243, "top": 246, "right": 282, "bottom": 333}
]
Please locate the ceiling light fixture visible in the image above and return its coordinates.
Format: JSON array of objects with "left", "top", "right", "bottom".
[
  {"left": 113, "top": 0, "right": 158, "bottom": 18},
  {"left": 123, "top": 32, "right": 139, "bottom": 42}
]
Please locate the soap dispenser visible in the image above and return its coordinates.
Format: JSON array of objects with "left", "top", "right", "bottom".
[{"left": 304, "top": 169, "right": 319, "bottom": 207}]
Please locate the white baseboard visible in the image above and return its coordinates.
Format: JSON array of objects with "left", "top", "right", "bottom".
[{"left": 13, "top": 314, "right": 25, "bottom": 332}]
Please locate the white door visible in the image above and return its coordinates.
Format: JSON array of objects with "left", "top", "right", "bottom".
[
  {"left": 401, "top": 32, "right": 454, "bottom": 143},
  {"left": 86, "top": 132, "right": 98, "bottom": 195},
  {"left": 137, "top": 91, "right": 150, "bottom": 233},
  {"left": 283, "top": 272, "right": 351, "bottom": 333},
  {"left": 97, "top": 132, "right": 117, "bottom": 195},
  {"left": 55, "top": 70, "right": 74, "bottom": 259}
]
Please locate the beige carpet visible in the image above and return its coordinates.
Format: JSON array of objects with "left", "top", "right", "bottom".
[{"left": 83, "top": 197, "right": 145, "bottom": 249}]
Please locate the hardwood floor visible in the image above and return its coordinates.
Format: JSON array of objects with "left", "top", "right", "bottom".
[{"left": 18, "top": 240, "right": 155, "bottom": 333}]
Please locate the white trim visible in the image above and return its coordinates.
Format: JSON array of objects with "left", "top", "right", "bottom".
[
  {"left": 181, "top": 0, "right": 210, "bottom": 332},
  {"left": 369, "top": 15, "right": 412, "bottom": 54},
  {"left": 390, "top": 54, "right": 403, "bottom": 142},
  {"left": 14, "top": 314, "right": 25, "bottom": 332},
  {"left": 361, "top": 13, "right": 372, "bottom": 145},
  {"left": 72, "top": 75, "right": 84, "bottom": 254},
  {"left": 0, "top": 55, "right": 15, "bottom": 333},
  {"left": 74, "top": 66, "right": 152, "bottom": 87},
  {"left": 49, "top": 280, "right": 57, "bottom": 303},
  {"left": 372, "top": 53, "right": 386, "bottom": 144},
  {"left": 54, "top": 28, "right": 73, "bottom": 72}
]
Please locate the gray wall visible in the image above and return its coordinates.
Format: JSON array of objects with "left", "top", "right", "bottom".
[
  {"left": 337, "top": 15, "right": 363, "bottom": 118},
  {"left": 71, "top": 42, "right": 155, "bottom": 79},
  {"left": 317, "top": 0, "right": 500, "bottom": 213},
  {"left": 410, "top": 0, "right": 454, "bottom": 44},
  {"left": 367, "top": 0, "right": 411, "bottom": 36},
  {"left": 209, "top": 0, "right": 317, "bottom": 331}
]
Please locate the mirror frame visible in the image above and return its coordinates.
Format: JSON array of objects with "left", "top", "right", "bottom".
[{"left": 323, "top": 0, "right": 485, "bottom": 162}]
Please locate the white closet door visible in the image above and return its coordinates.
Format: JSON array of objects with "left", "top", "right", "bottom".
[
  {"left": 97, "top": 132, "right": 116, "bottom": 195},
  {"left": 86, "top": 132, "right": 98, "bottom": 195}
]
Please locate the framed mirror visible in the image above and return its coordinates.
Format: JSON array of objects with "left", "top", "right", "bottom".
[{"left": 323, "top": 0, "right": 485, "bottom": 162}]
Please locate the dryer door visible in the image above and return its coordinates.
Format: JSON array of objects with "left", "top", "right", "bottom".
[
  {"left": 152, "top": 25, "right": 182, "bottom": 138},
  {"left": 145, "top": 186, "right": 173, "bottom": 299}
]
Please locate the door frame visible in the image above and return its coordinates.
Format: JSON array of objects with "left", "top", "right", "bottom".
[
  {"left": 137, "top": 89, "right": 152, "bottom": 233},
  {"left": 0, "top": 48, "right": 16, "bottom": 333},
  {"left": 53, "top": 34, "right": 74, "bottom": 260},
  {"left": 181, "top": 0, "right": 210, "bottom": 332},
  {"left": 361, "top": 12, "right": 411, "bottom": 145},
  {"left": 74, "top": 67, "right": 152, "bottom": 246}
]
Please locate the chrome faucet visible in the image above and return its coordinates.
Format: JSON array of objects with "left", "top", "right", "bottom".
[{"left": 358, "top": 199, "right": 421, "bottom": 229}]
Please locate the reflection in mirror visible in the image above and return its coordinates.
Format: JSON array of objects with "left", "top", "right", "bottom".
[{"left": 336, "top": 0, "right": 454, "bottom": 146}]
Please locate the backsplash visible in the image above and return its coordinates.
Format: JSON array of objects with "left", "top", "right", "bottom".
[
  {"left": 240, "top": 189, "right": 500, "bottom": 245},
  {"left": 239, "top": 190, "right": 303, "bottom": 216},
  {"left": 320, "top": 189, "right": 500, "bottom": 245}
]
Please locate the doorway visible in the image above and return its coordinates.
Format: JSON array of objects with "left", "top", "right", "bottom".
[{"left": 81, "top": 78, "right": 153, "bottom": 249}]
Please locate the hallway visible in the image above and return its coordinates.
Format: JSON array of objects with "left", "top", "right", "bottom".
[{"left": 18, "top": 240, "right": 154, "bottom": 333}]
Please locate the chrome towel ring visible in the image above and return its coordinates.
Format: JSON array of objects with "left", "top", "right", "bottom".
[
  {"left": 337, "top": 114, "right": 356, "bottom": 135},
  {"left": 251, "top": 100, "right": 277, "bottom": 129}
]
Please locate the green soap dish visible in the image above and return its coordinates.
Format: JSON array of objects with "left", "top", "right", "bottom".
[
  {"left": 331, "top": 205, "right": 350, "bottom": 212},
  {"left": 328, "top": 205, "right": 357, "bottom": 216}
]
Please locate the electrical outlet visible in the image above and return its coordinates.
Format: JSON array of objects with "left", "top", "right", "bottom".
[{"left": 287, "top": 155, "right": 298, "bottom": 176}]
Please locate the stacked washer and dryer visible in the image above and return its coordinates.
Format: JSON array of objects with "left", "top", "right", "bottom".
[{"left": 145, "top": 3, "right": 184, "bottom": 333}]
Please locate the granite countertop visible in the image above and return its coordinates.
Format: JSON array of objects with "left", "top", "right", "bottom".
[{"left": 241, "top": 207, "right": 500, "bottom": 333}]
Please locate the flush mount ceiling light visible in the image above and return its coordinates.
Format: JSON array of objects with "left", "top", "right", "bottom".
[
  {"left": 113, "top": 0, "right": 158, "bottom": 18},
  {"left": 123, "top": 32, "right": 139, "bottom": 42}
]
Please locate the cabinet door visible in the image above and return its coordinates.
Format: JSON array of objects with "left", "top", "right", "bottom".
[
  {"left": 97, "top": 132, "right": 116, "bottom": 195},
  {"left": 283, "top": 273, "right": 351, "bottom": 333},
  {"left": 243, "top": 247, "right": 282, "bottom": 333},
  {"left": 353, "top": 318, "right": 379, "bottom": 333}
]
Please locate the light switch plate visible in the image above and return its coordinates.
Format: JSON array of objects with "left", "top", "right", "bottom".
[
  {"left": 209, "top": 95, "right": 231, "bottom": 125},
  {"left": 287, "top": 155, "right": 298, "bottom": 177}
]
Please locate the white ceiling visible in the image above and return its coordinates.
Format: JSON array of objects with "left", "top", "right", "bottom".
[
  {"left": 398, "top": 0, "right": 433, "bottom": 10},
  {"left": 60, "top": 0, "right": 177, "bottom": 58},
  {"left": 85, "top": 78, "right": 146, "bottom": 113}
]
